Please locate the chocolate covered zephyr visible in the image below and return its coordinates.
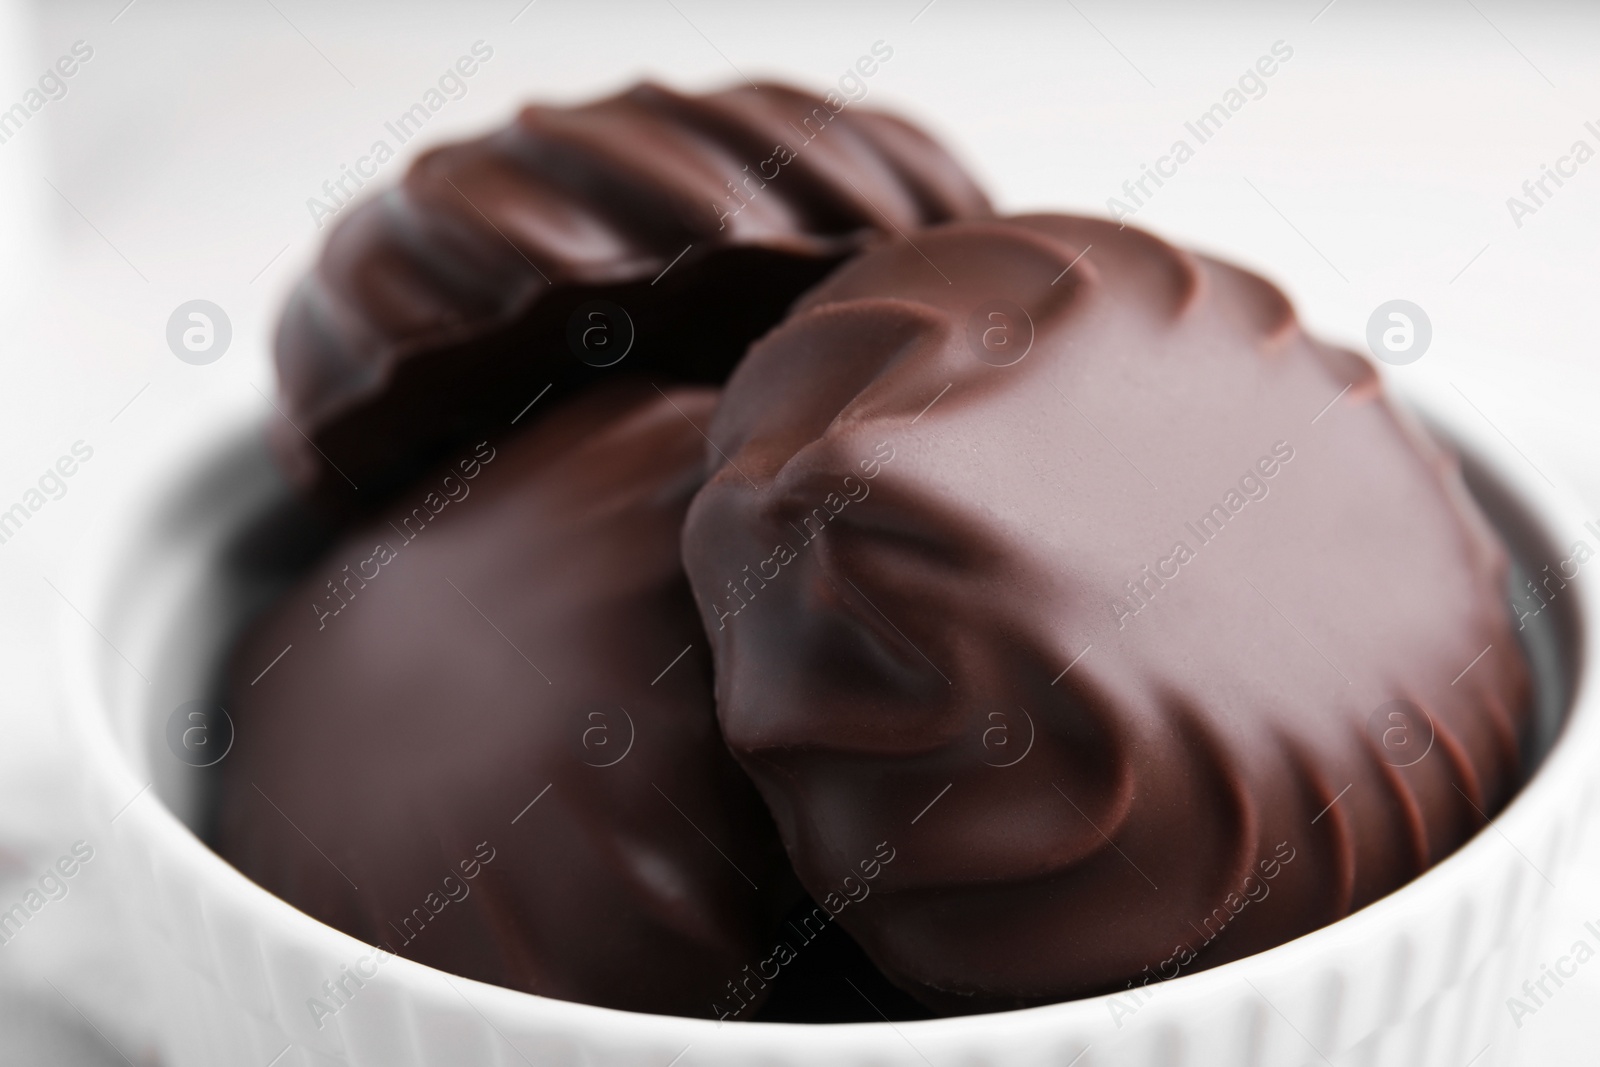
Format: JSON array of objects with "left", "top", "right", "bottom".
[
  {"left": 215, "top": 380, "right": 794, "bottom": 1016},
  {"left": 679, "top": 214, "right": 1532, "bottom": 1011},
  {"left": 272, "top": 77, "right": 991, "bottom": 506}
]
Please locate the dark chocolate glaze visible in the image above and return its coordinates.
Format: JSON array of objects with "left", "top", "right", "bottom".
[
  {"left": 272, "top": 81, "right": 992, "bottom": 509},
  {"left": 753, "top": 896, "right": 934, "bottom": 1023},
  {"left": 679, "top": 215, "right": 1532, "bottom": 1012},
  {"left": 215, "top": 380, "right": 796, "bottom": 1016}
]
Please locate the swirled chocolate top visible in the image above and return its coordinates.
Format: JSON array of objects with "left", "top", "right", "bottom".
[
  {"left": 679, "top": 214, "right": 1531, "bottom": 1011},
  {"left": 272, "top": 81, "right": 991, "bottom": 508}
]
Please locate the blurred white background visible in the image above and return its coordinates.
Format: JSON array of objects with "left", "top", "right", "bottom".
[{"left": 0, "top": 0, "right": 1596, "bottom": 1061}]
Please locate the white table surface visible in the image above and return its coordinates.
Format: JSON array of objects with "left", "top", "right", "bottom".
[{"left": 0, "top": 1, "right": 1596, "bottom": 1062}]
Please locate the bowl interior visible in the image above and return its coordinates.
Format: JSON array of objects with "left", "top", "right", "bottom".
[{"left": 99, "top": 408, "right": 1581, "bottom": 1018}]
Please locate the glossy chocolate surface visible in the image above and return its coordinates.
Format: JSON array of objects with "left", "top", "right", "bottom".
[
  {"left": 679, "top": 215, "right": 1532, "bottom": 1011},
  {"left": 272, "top": 80, "right": 991, "bottom": 508},
  {"left": 215, "top": 381, "right": 795, "bottom": 1016}
]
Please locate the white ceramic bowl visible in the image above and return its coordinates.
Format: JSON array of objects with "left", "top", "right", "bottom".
[{"left": 61, "top": 381, "right": 1597, "bottom": 1067}]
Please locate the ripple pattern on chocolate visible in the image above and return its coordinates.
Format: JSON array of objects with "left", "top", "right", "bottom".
[
  {"left": 678, "top": 215, "right": 1531, "bottom": 1011},
  {"left": 215, "top": 380, "right": 795, "bottom": 1016},
  {"left": 272, "top": 81, "right": 991, "bottom": 507}
]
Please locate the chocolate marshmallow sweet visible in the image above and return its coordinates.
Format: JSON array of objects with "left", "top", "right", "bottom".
[
  {"left": 215, "top": 380, "right": 795, "bottom": 1016},
  {"left": 679, "top": 214, "right": 1532, "bottom": 1011},
  {"left": 272, "top": 80, "right": 991, "bottom": 507}
]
